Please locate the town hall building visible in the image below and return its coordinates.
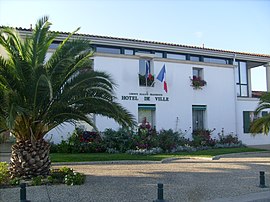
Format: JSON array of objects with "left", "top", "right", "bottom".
[{"left": 13, "top": 28, "right": 270, "bottom": 146}]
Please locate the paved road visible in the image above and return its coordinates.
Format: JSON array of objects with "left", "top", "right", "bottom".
[{"left": 0, "top": 152, "right": 270, "bottom": 202}]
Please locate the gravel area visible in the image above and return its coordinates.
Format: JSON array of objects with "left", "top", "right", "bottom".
[{"left": 0, "top": 152, "right": 269, "bottom": 202}]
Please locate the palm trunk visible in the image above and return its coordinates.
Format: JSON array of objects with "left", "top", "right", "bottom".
[{"left": 9, "top": 139, "right": 51, "bottom": 178}]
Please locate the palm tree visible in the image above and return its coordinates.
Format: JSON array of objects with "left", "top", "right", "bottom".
[
  {"left": 250, "top": 92, "right": 270, "bottom": 135},
  {"left": 0, "top": 17, "right": 135, "bottom": 178}
]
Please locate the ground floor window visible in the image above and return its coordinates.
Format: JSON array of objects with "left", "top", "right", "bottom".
[
  {"left": 192, "top": 105, "right": 206, "bottom": 130},
  {"left": 243, "top": 111, "right": 268, "bottom": 133},
  {"left": 138, "top": 104, "right": 156, "bottom": 127}
]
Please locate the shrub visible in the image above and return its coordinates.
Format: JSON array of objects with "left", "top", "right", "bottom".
[
  {"left": 54, "top": 127, "right": 105, "bottom": 153},
  {"left": 64, "top": 172, "right": 85, "bottom": 185},
  {"left": 0, "top": 162, "right": 10, "bottom": 185},
  {"left": 103, "top": 128, "right": 135, "bottom": 152},
  {"left": 158, "top": 129, "right": 182, "bottom": 152},
  {"left": 218, "top": 133, "right": 241, "bottom": 145},
  {"left": 49, "top": 167, "right": 85, "bottom": 185},
  {"left": 134, "top": 119, "right": 158, "bottom": 149},
  {"left": 192, "top": 129, "right": 216, "bottom": 147},
  {"left": 31, "top": 176, "right": 43, "bottom": 186}
]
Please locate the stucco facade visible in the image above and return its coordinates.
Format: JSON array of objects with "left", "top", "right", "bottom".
[{"left": 3, "top": 28, "right": 270, "bottom": 145}]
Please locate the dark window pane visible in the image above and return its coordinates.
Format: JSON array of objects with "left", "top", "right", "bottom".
[
  {"left": 190, "top": 55, "right": 200, "bottom": 62},
  {"left": 136, "top": 50, "right": 152, "bottom": 54},
  {"left": 167, "top": 53, "right": 186, "bottom": 60},
  {"left": 204, "top": 57, "right": 228, "bottom": 64},
  {"left": 155, "top": 52, "right": 163, "bottom": 58},
  {"left": 124, "top": 49, "right": 134, "bottom": 55},
  {"left": 240, "top": 62, "right": 247, "bottom": 84},
  {"left": 96, "top": 47, "right": 121, "bottom": 54}
]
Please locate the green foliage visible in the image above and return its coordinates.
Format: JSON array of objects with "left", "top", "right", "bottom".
[
  {"left": 192, "top": 129, "right": 216, "bottom": 147},
  {"left": 54, "top": 128, "right": 106, "bottom": 153},
  {"left": 158, "top": 129, "right": 186, "bottom": 152},
  {"left": 218, "top": 133, "right": 241, "bottom": 145},
  {"left": 31, "top": 176, "right": 43, "bottom": 186},
  {"left": 250, "top": 92, "right": 270, "bottom": 135},
  {"left": 50, "top": 167, "right": 85, "bottom": 186},
  {"left": 64, "top": 172, "right": 85, "bottom": 186},
  {"left": 103, "top": 128, "right": 135, "bottom": 152},
  {"left": 134, "top": 125, "right": 158, "bottom": 149},
  {"left": 9, "top": 177, "right": 20, "bottom": 186},
  {"left": 0, "top": 162, "right": 10, "bottom": 185}
]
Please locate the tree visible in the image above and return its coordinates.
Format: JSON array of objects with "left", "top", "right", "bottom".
[
  {"left": 250, "top": 92, "right": 270, "bottom": 135},
  {"left": 0, "top": 17, "right": 135, "bottom": 178}
]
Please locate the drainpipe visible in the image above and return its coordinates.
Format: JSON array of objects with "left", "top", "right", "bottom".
[{"left": 232, "top": 54, "right": 238, "bottom": 136}]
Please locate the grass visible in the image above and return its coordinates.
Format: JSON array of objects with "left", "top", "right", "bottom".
[{"left": 50, "top": 147, "right": 265, "bottom": 163}]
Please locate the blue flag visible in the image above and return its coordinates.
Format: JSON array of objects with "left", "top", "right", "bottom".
[{"left": 156, "top": 65, "right": 166, "bottom": 82}]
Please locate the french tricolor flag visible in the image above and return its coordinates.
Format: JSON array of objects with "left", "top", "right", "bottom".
[{"left": 156, "top": 64, "right": 168, "bottom": 93}]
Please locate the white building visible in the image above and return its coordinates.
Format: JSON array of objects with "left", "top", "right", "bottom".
[{"left": 15, "top": 28, "right": 270, "bottom": 146}]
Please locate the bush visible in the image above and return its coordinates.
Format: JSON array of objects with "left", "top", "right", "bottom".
[
  {"left": 192, "top": 129, "right": 216, "bottom": 147},
  {"left": 103, "top": 128, "right": 135, "bottom": 152},
  {"left": 53, "top": 127, "right": 105, "bottom": 153},
  {"left": 134, "top": 120, "right": 158, "bottom": 149},
  {"left": 158, "top": 129, "right": 183, "bottom": 152},
  {"left": 64, "top": 172, "right": 85, "bottom": 185},
  {"left": 49, "top": 167, "right": 85, "bottom": 185},
  {"left": 218, "top": 133, "right": 241, "bottom": 145},
  {"left": 0, "top": 162, "right": 10, "bottom": 185}
]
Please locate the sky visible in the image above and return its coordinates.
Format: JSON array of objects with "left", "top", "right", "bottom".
[{"left": 0, "top": 0, "right": 269, "bottom": 90}]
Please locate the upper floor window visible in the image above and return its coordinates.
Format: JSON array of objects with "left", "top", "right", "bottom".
[
  {"left": 191, "top": 68, "right": 206, "bottom": 89},
  {"left": 124, "top": 49, "right": 134, "bottom": 55},
  {"left": 96, "top": 46, "right": 121, "bottom": 54},
  {"left": 235, "top": 61, "right": 248, "bottom": 97},
  {"left": 139, "top": 59, "right": 154, "bottom": 87},
  {"left": 204, "top": 57, "right": 229, "bottom": 64},
  {"left": 190, "top": 55, "right": 200, "bottom": 62},
  {"left": 155, "top": 52, "right": 163, "bottom": 58},
  {"left": 167, "top": 53, "right": 186, "bottom": 60}
]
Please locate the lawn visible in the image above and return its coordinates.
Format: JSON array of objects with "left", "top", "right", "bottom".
[{"left": 50, "top": 147, "right": 265, "bottom": 162}]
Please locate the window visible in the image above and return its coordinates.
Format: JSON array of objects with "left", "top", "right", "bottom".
[
  {"left": 193, "top": 68, "right": 203, "bottom": 78},
  {"left": 138, "top": 104, "right": 156, "bottom": 127},
  {"left": 136, "top": 50, "right": 152, "bottom": 54},
  {"left": 124, "top": 49, "right": 134, "bottom": 55},
  {"left": 192, "top": 105, "right": 206, "bottom": 130},
  {"left": 166, "top": 53, "right": 186, "bottom": 60},
  {"left": 139, "top": 59, "right": 154, "bottom": 87},
  {"left": 203, "top": 57, "right": 229, "bottom": 64},
  {"left": 235, "top": 61, "right": 248, "bottom": 97},
  {"left": 96, "top": 46, "right": 121, "bottom": 54},
  {"left": 243, "top": 111, "right": 268, "bottom": 133},
  {"left": 155, "top": 52, "right": 163, "bottom": 58},
  {"left": 190, "top": 55, "right": 200, "bottom": 62}
]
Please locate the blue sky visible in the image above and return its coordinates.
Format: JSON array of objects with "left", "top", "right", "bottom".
[{"left": 0, "top": 0, "right": 269, "bottom": 90}]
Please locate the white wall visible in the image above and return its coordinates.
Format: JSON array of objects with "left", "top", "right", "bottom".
[
  {"left": 47, "top": 54, "right": 269, "bottom": 146},
  {"left": 94, "top": 55, "right": 237, "bottom": 140}
]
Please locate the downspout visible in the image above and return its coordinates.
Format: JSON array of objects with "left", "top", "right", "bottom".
[{"left": 232, "top": 54, "right": 238, "bottom": 135}]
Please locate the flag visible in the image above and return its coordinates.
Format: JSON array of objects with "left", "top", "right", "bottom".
[
  {"left": 145, "top": 61, "right": 152, "bottom": 79},
  {"left": 156, "top": 64, "right": 168, "bottom": 93}
]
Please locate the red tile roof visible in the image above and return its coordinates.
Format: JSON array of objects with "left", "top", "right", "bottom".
[{"left": 3, "top": 26, "right": 270, "bottom": 59}]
